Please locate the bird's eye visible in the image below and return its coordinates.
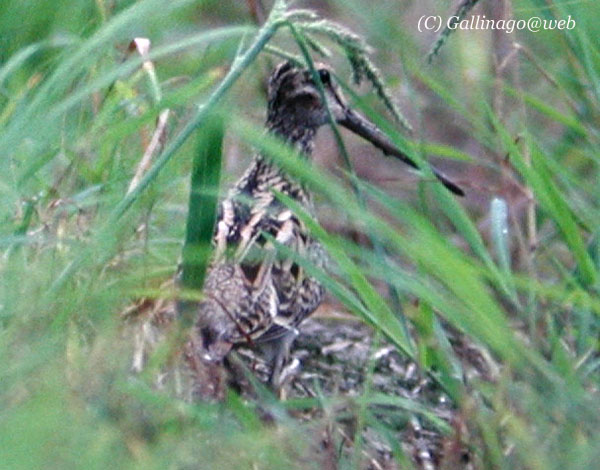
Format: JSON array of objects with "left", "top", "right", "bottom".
[{"left": 318, "top": 69, "right": 331, "bottom": 85}]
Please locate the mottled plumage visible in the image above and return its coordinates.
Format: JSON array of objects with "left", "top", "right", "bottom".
[
  {"left": 192, "top": 63, "right": 333, "bottom": 381},
  {"left": 191, "top": 61, "right": 462, "bottom": 371},
  {"left": 130, "top": 61, "right": 462, "bottom": 400}
]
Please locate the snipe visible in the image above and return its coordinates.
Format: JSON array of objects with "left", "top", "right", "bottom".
[{"left": 137, "top": 61, "right": 463, "bottom": 400}]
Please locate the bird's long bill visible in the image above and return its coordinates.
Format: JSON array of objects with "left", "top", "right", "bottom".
[{"left": 338, "top": 108, "right": 464, "bottom": 196}]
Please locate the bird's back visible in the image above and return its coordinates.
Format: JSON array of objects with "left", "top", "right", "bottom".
[{"left": 195, "top": 155, "right": 325, "bottom": 356}]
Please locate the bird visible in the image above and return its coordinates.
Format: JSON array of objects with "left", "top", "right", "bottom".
[{"left": 134, "top": 60, "right": 463, "bottom": 400}]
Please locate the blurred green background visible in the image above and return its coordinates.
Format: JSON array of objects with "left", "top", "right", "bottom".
[{"left": 1, "top": 0, "right": 599, "bottom": 469}]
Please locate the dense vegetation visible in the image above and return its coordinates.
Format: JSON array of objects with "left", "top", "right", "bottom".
[{"left": 1, "top": 0, "right": 599, "bottom": 469}]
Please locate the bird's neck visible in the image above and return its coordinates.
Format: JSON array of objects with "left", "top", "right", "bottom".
[
  {"left": 265, "top": 116, "right": 317, "bottom": 156},
  {"left": 231, "top": 118, "right": 316, "bottom": 206}
]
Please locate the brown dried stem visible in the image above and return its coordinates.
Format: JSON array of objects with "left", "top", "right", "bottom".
[
  {"left": 127, "top": 109, "right": 171, "bottom": 194},
  {"left": 125, "top": 37, "right": 171, "bottom": 195}
]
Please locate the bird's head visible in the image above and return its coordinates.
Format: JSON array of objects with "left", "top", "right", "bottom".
[
  {"left": 266, "top": 60, "right": 464, "bottom": 196},
  {"left": 266, "top": 61, "right": 349, "bottom": 128}
]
